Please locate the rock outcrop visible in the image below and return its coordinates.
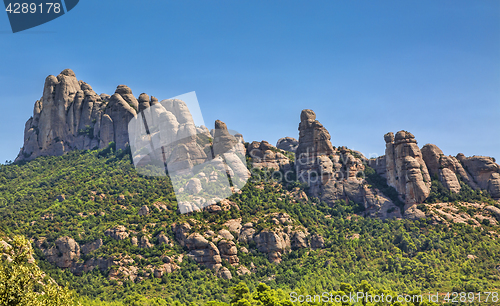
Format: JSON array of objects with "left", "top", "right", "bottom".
[
  {"left": 42, "top": 236, "right": 80, "bottom": 268},
  {"left": 421, "top": 144, "right": 465, "bottom": 193},
  {"left": 294, "top": 109, "right": 401, "bottom": 219},
  {"left": 80, "top": 239, "right": 103, "bottom": 255},
  {"left": 248, "top": 141, "right": 291, "bottom": 171},
  {"left": 104, "top": 226, "right": 129, "bottom": 240},
  {"left": 254, "top": 230, "right": 289, "bottom": 264},
  {"left": 383, "top": 131, "right": 431, "bottom": 208},
  {"left": 276, "top": 137, "right": 298, "bottom": 153},
  {"left": 459, "top": 156, "right": 500, "bottom": 199},
  {"left": 371, "top": 134, "right": 500, "bottom": 207},
  {"left": 295, "top": 109, "right": 335, "bottom": 158},
  {"left": 16, "top": 69, "right": 148, "bottom": 161}
]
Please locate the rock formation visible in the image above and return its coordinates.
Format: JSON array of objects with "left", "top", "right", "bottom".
[
  {"left": 370, "top": 134, "right": 500, "bottom": 206},
  {"left": 104, "top": 225, "right": 129, "bottom": 240},
  {"left": 16, "top": 69, "right": 146, "bottom": 161},
  {"left": 16, "top": 69, "right": 244, "bottom": 180},
  {"left": 295, "top": 109, "right": 335, "bottom": 158},
  {"left": 248, "top": 141, "right": 291, "bottom": 171},
  {"left": 459, "top": 155, "right": 500, "bottom": 198},
  {"left": 276, "top": 137, "right": 298, "bottom": 153},
  {"left": 294, "top": 109, "right": 401, "bottom": 219},
  {"left": 421, "top": 144, "right": 466, "bottom": 193},
  {"left": 384, "top": 131, "right": 431, "bottom": 208}
]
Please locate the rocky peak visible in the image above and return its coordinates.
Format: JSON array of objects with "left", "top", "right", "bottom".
[
  {"left": 296, "top": 109, "right": 334, "bottom": 158},
  {"left": 384, "top": 130, "right": 431, "bottom": 208},
  {"left": 16, "top": 69, "right": 147, "bottom": 161},
  {"left": 293, "top": 109, "right": 401, "bottom": 219}
]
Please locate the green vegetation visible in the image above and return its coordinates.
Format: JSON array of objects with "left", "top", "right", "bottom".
[
  {"left": 364, "top": 166, "right": 405, "bottom": 210},
  {"left": 78, "top": 125, "right": 95, "bottom": 138},
  {"left": 0, "top": 149, "right": 498, "bottom": 305},
  {"left": 425, "top": 175, "right": 497, "bottom": 205},
  {"left": 0, "top": 235, "right": 80, "bottom": 305}
]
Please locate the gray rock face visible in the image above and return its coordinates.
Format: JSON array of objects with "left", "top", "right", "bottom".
[
  {"left": 461, "top": 156, "right": 500, "bottom": 199},
  {"left": 290, "top": 231, "right": 308, "bottom": 249},
  {"left": 421, "top": 144, "right": 461, "bottom": 193},
  {"left": 254, "top": 230, "right": 290, "bottom": 263},
  {"left": 238, "top": 223, "right": 256, "bottom": 244},
  {"left": 16, "top": 69, "right": 175, "bottom": 162},
  {"left": 294, "top": 109, "right": 399, "bottom": 218},
  {"left": 139, "top": 236, "right": 153, "bottom": 248},
  {"left": 172, "top": 222, "right": 191, "bottom": 247},
  {"left": 138, "top": 205, "right": 150, "bottom": 216},
  {"left": 310, "top": 234, "right": 325, "bottom": 250},
  {"left": 157, "top": 234, "right": 169, "bottom": 245},
  {"left": 216, "top": 267, "right": 232, "bottom": 279},
  {"left": 186, "top": 178, "right": 202, "bottom": 194},
  {"left": 104, "top": 226, "right": 129, "bottom": 240},
  {"left": 44, "top": 236, "right": 80, "bottom": 268},
  {"left": 373, "top": 135, "right": 499, "bottom": 205},
  {"left": 276, "top": 137, "right": 298, "bottom": 153},
  {"left": 218, "top": 239, "right": 239, "bottom": 265},
  {"left": 296, "top": 109, "right": 334, "bottom": 158},
  {"left": 384, "top": 131, "right": 431, "bottom": 208},
  {"left": 184, "top": 233, "right": 222, "bottom": 270},
  {"left": 80, "top": 239, "right": 103, "bottom": 255},
  {"left": 248, "top": 141, "right": 291, "bottom": 171},
  {"left": 367, "top": 156, "right": 386, "bottom": 178}
]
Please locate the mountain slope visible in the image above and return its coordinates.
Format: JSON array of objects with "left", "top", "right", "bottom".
[{"left": 1, "top": 149, "right": 500, "bottom": 304}]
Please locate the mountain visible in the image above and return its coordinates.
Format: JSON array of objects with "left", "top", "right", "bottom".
[{"left": 4, "top": 69, "right": 500, "bottom": 305}]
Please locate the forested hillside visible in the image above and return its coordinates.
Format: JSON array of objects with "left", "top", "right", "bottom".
[{"left": 0, "top": 146, "right": 499, "bottom": 305}]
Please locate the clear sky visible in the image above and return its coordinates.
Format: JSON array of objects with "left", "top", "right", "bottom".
[{"left": 0, "top": 0, "right": 498, "bottom": 163}]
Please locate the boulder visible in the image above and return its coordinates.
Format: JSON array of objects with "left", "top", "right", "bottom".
[
  {"left": 44, "top": 236, "right": 80, "bottom": 268},
  {"left": 216, "top": 267, "right": 232, "bottom": 279},
  {"left": 172, "top": 222, "right": 191, "bottom": 247},
  {"left": 254, "top": 230, "right": 290, "bottom": 263},
  {"left": 276, "top": 137, "right": 299, "bottom": 153},
  {"left": 310, "top": 234, "right": 325, "bottom": 250},
  {"left": 218, "top": 229, "right": 235, "bottom": 241},
  {"left": 139, "top": 236, "right": 153, "bottom": 248},
  {"left": 248, "top": 141, "right": 291, "bottom": 171},
  {"left": 238, "top": 223, "right": 255, "bottom": 244},
  {"left": 186, "top": 178, "right": 202, "bottom": 194},
  {"left": 291, "top": 231, "right": 309, "bottom": 249},
  {"left": 157, "top": 234, "right": 169, "bottom": 245},
  {"left": 218, "top": 240, "right": 239, "bottom": 265},
  {"left": 138, "top": 205, "right": 150, "bottom": 216},
  {"left": 184, "top": 233, "right": 222, "bottom": 271},
  {"left": 104, "top": 225, "right": 129, "bottom": 240},
  {"left": 80, "top": 239, "right": 103, "bottom": 255}
]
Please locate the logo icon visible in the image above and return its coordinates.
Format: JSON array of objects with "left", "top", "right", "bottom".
[
  {"left": 4, "top": 0, "right": 79, "bottom": 33},
  {"left": 128, "top": 92, "right": 250, "bottom": 214}
]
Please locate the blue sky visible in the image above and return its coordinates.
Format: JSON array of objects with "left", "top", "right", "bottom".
[{"left": 0, "top": 0, "right": 498, "bottom": 163}]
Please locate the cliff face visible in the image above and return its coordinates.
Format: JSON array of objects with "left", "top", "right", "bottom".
[
  {"left": 16, "top": 70, "right": 500, "bottom": 211},
  {"left": 294, "top": 109, "right": 402, "bottom": 219},
  {"left": 369, "top": 133, "right": 500, "bottom": 204},
  {"left": 384, "top": 131, "right": 431, "bottom": 208},
  {"left": 17, "top": 69, "right": 144, "bottom": 161},
  {"left": 290, "top": 109, "right": 499, "bottom": 216}
]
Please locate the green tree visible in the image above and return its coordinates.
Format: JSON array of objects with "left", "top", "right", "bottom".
[{"left": 0, "top": 235, "right": 80, "bottom": 306}]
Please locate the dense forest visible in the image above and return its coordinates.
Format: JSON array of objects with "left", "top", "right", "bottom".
[{"left": 0, "top": 146, "right": 499, "bottom": 305}]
